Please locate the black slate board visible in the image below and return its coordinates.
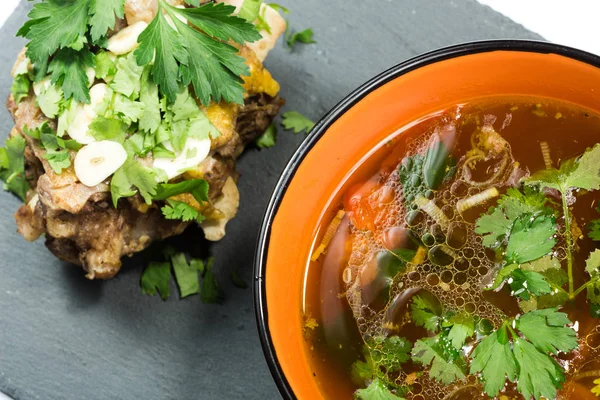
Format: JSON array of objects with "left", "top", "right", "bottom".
[{"left": 0, "top": 1, "right": 541, "bottom": 399}]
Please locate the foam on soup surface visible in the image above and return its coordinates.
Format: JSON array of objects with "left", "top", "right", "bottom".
[{"left": 302, "top": 97, "right": 600, "bottom": 400}]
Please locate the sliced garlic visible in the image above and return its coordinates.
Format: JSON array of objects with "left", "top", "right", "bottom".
[
  {"left": 74, "top": 141, "right": 127, "bottom": 187},
  {"left": 107, "top": 21, "right": 148, "bottom": 55},
  {"left": 67, "top": 83, "right": 109, "bottom": 144},
  {"left": 33, "top": 77, "right": 50, "bottom": 97},
  {"left": 217, "top": 0, "right": 286, "bottom": 62},
  {"left": 153, "top": 138, "right": 211, "bottom": 180},
  {"left": 86, "top": 67, "right": 96, "bottom": 88}
]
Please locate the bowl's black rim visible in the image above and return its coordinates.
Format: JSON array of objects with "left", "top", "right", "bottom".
[{"left": 253, "top": 39, "right": 600, "bottom": 399}]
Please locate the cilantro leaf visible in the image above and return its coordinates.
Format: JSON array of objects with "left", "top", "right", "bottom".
[
  {"left": 513, "top": 338, "right": 565, "bottom": 400},
  {"left": 170, "top": 252, "right": 203, "bottom": 298},
  {"left": 89, "top": 0, "right": 125, "bottom": 43},
  {"left": 410, "top": 294, "right": 442, "bottom": 332},
  {"left": 111, "top": 53, "right": 145, "bottom": 98},
  {"left": 282, "top": 111, "right": 315, "bottom": 134},
  {"left": 48, "top": 47, "right": 94, "bottom": 104},
  {"left": 256, "top": 123, "right": 277, "bottom": 149},
  {"left": 110, "top": 158, "right": 158, "bottom": 206},
  {"left": 139, "top": 68, "right": 161, "bottom": 134},
  {"left": 411, "top": 335, "right": 466, "bottom": 384},
  {"left": 161, "top": 200, "right": 202, "bottom": 223},
  {"left": 443, "top": 312, "right": 475, "bottom": 350},
  {"left": 94, "top": 51, "right": 117, "bottom": 81},
  {"left": 0, "top": 136, "right": 30, "bottom": 201},
  {"left": 11, "top": 75, "right": 31, "bottom": 104},
  {"left": 515, "top": 308, "right": 578, "bottom": 355},
  {"left": 201, "top": 258, "right": 224, "bottom": 304},
  {"left": 286, "top": 27, "right": 316, "bottom": 48},
  {"left": 19, "top": 0, "right": 90, "bottom": 64},
  {"left": 524, "top": 144, "right": 600, "bottom": 193},
  {"left": 141, "top": 261, "right": 171, "bottom": 300},
  {"left": 154, "top": 179, "right": 209, "bottom": 205},
  {"left": 505, "top": 214, "right": 557, "bottom": 264},
  {"left": 36, "top": 83, "right": 63, "bottom": 119},
  {"left": 89, "top": 117, "right": 128, "bottom": 143},
  {"left": 368, "top": 336, "right": 412, "bottom": 374},
  {"left": 354, "top": 378, "right": 405, "bottom": 400},
  {"left": 469, "top": 326, "right": 517, "bottom": 397}
]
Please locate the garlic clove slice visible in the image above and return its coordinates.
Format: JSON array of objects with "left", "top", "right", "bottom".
[
  {"left": 107, "top": 21, "right": 148, "bottom": 55},
  {"left": 67, "top": 83, "right": 109, "bottom": 144},
  {"left": 74, "top": 141, "right": 128, "bottom": 187},
  {"left": 153, "top": 138, "right": 211, "bottom": 180}
]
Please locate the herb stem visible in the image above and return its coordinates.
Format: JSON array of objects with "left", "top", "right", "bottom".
[
  {"left": 561, "top": 193, "right": 575, "bottom": 296},
  {"left": 573, "top": 276, "right": 600, "bottom": 298},
  {"left": 547, "top": 280, "right": 569, "bottom": 298}
]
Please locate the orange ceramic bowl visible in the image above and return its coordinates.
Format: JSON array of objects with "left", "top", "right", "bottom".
[{"left": 254, "top": 40, "right": 600, "bottom": 399}]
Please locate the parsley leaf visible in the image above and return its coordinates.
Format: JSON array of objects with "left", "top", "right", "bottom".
[
  {"left": 513, "top": 338, "right": 565, "bottom": 400},
  {"left": 141, "top": 261, "right": 171, "bottom": 300},
  {"left": 282, "top": 111, "right": 315, "bottom": 134},
  {"left": 515, "top": 308, "right": 578, "bottom": 355},
  {"left": 135, "top": 10, "right": 186, "bottom": 103},
  {"left": 256, "top": 122, "right": 277, "bottom": 149},
  {"left": 201, "top": 258, "right": 224, "bottom": 304},
  {"left": 505, "top": 214, "right": 557, "bottom": 264},
  {"left": 89, "top": 0, "right": 125, "bottom": 43},
  {"left": 170, "top": 252, "right": 203, "bottom": 298},
  {"left": 0, "top": 136, "right": 30, "bottom": 201},
  {"left": 48, "top": 47, "right": 95, "bottom": 104},
  {"left": 19, "top": 0, "right": 90, "bottom": 65},
  {"left": 110, "top": 158, "right": 158, "bottom": 206},
  {"left": 154, "top": 179, "right": 209, "bottom": 205},
  {"left": 475, "top": 186, "right": 554, "bottom": 248},
  {"left": 136, "top": 1, "right": 260, "bottom": 104},
  {"left": 470, "top": 310, "right": 576, "bottom": 400},
  {"left": 588, "top": 219, "right": 600, "bottom": 241},
  {"left": 139, "top": 68, "right": 161, "bottom": 134},
  {"left": 586, "top": 249, "right": 600, "bottom": 276},
  {"left": 469, "top": 326, "right": 517, "bottom": 397},
  {"left": 354, "top": 378, "right": 405, "bottom": 400},
  {"left": 508, "top": 269, "right": 552, "bottom": 300},
  {"left": 411, "top": 335, "right": 466, "bottom": 385},
  {"left": 410, "top": 294, "right": 442, "bottom": 332},
  {"left": 442, "top": 312, "right": 475, "bottom": 350},
  {"left": 231, "top": 270, "right": 248, "bottom": 289},
  {"left": 286, "top": 27, "right": 316, "bottom": 48},
  {"left": 524, "top": 144, "right": 600, "bottom": 193},
  {"left": 368, "top": 336, "right": 412, "bottom": 374},
  {"left": 161, "top": 200, "right": 203, "bottom": 223}
]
